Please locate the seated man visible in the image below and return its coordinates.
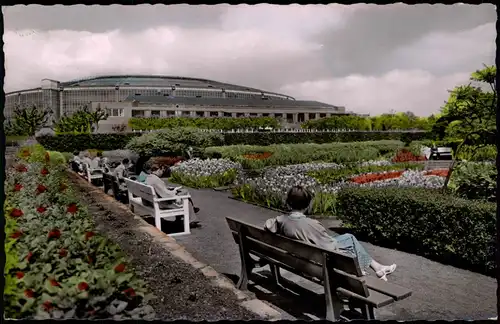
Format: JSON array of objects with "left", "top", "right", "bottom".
[
  {"left": 113, "top": 158, "right": 130, "bottom": 181},
  {"left": 264, "top": 186, "right": 397, "bottom": 281},
  {"left": 145, "top": 165, "right": 201, "bottom": 228},
  {"left": 71, "top": 151, "right": 84, "bottom": 173},
  {"left": 88, "top": 152, "right": 104, "bottom": 175}
]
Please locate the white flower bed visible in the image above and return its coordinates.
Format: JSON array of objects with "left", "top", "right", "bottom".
[
  {"left": 171, "top": 158, "right": 242, "bottom": 177},
  {"left": 352, "top": 170, "right": 445, "bottom": 189}
]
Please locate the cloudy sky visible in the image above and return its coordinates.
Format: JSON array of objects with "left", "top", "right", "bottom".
[{"left": 3, "top": 4, "right": 496, "bottom": 116}]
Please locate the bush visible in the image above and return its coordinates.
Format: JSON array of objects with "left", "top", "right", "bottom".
[
  {"left": 126, "top": 128, "right": 224, "bottom": 157},
  {"left": 455, "top": 145, "right": 497, "bottom": 162},
  {"left": 4, "top": 147, "right": 154, "bottom": 319},
  {"left": 336, "top": 187, "right": 496, "bottom": 275},
  {"left": 38, "top": 131, "right": 430, "bottom": 152},
  {"left": 205, "top": 141, "right": 404, "bottom": 170},
  {"left": 129, "top": 116, "right": 280, "bottom": 131},
  {"left": 449, "top": 162, "right": 496, "bottom": 202},
  {"left": 37, "top": 134, "right": 140, "bottom": 152}
]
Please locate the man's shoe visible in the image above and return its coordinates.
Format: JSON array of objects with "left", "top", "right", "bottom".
[{"left": 193, "top": 207, "right": 200, "bottom": 214}]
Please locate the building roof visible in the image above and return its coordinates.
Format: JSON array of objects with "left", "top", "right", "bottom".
[
  {"left": 124, "top": 95, "right": 340, "bottom": 110},
  {"left": 61, "top": 74, "right": 293, "bottom": 99}
]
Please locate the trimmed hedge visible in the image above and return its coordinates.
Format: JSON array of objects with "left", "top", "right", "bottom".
[
  {"left": 336, "top": 187, "right": 496, "bottom": 276},
  {"left": 129, "top": 116, "right": 279, "bottom": 130},
  {"left": 38, "top": 131, "right": 430, "bottom": 152}
]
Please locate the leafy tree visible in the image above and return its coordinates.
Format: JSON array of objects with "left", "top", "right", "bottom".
[
  {"left": 7, "top": 104, "right": 53, "bottom": 136},
  {"left": 436, "top": 65, "right": 497, "bottom": 189},
  {"left": 54, "top": 105, "right": 108, "bottom": 134}
]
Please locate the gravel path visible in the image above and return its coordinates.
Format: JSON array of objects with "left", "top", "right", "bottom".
[
  {"left": 70, "top": 176, "right": 260, "bottom": 321},
  {"left": 171, "top": 186, "right": 497, "bottom": 321}
]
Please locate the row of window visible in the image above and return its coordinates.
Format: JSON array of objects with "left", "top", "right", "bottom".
[{"left": 128, "top": 110, "right": 328, "bottom": 121}]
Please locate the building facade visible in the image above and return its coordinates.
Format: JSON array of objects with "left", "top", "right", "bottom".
[{"left": 5, "top": 75, "right": 346, "bottom": 126}]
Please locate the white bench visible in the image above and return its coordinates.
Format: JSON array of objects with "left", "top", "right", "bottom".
[
  {"left": 124, "top": 178, "right": 191, "bottom": 236},
  {"left": 81, "top": 162, "right": 105, "bottom": 183}
]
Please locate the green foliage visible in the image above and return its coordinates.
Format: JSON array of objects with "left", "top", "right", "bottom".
[
  {"left": 128, "top": 116, "right": 279, "bottom": 130},
  {"left": 454, "top": 145, "right": 497, "bottom": 162},
  {"left": 37, "top": 134, "right": 140, "bottom": 152},
  {"left": 55, "top": 106, "right": 108, "bottom": 134},
  {"left": 206, "top": 141, "right": 404, "bottom": 170},
  {"left": 126, "top": 128, "right": 224, "bottom": 157},
  {"left": 309, "top": 162, "right": 424, "bottom": 184},
  {"left": 449, "top": 162, "right": 496, "bottom": 202},
  {"left": 7, "top": 105, "right": 53, "bottom": 136},
  {"left": 336, "top": 186, "right": 496, "bottom": 275},
  {"left": 303, "top": 113, "right": 436, "bottom": 131},
  {"left": 170, "top": 169, "right": 238, "bottom": 188}
]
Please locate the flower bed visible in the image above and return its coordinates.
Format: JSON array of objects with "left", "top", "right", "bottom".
[
  {"left": 392, "top": 148, "right": 426, "bottom": 162},
  {"left": 350, "top": 171, "right": 404, "bottom": 184},
  {"left": 4, "top": 145, "right": 154, "bottom": 320},
  {"left": 170, "top": 158, "right": 242, "bottom": 188},
  {"left": 242, "top": 152, "right": 273, "bottom": 160}
]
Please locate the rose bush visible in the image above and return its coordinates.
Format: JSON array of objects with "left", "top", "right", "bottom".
[
  {"left": 4, "top": 147, "right": 155, "bottom": 320},
  {"left": 170, "top": 158, "right": 242, "bottom": 188}
]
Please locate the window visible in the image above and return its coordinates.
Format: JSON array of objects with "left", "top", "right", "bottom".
[
  {"left": 107, "top": 108, "right": 124, "bottom": 117},
  {"left": 166, "top": 110, "right": 175, "bottom": 117},
  {"left": 308, "top": 113, "right": 316, "bottom": 120},
  {"left": 262, "top": 113, "right": 269, "bottom": 117},
  {"left": 223, "top": 112, "right": 232, "bottom": 117},
  {"left": 196, "top": 111, "right": 205, "bottom": 117},
  {"left": 275, "top": 113, "right": 283, "bottom": 119},
  {"left": 320, "top": 113, "right": 326, "bottom": 118},
  {"left": 132, "top": 110, "right": 145, "bottom": 117},
  {"left": 236, "top": 113, "right": 245, "bottom": 118},
  {"left": 249, "top": 113, "right": 258, "bottom": 117},
  {"left": 182, "top": 111, "right": 191, "bottom": 117},
  {"left": 151, "top": 110, "right": 161, "bottom": 117},
  {"left": 298, "top": 113, "right": 305, "bottom": 123},
  {"left": 286, "top": 114, "right": 294, "bottom": 122},
  {"left": 209, "top": 111, "right": 218, "bottom": 117}
]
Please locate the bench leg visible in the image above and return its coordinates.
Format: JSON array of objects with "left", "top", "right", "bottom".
[
  {"left": 323, "top": 257, "right": 342, "bottom": 322},
  {"left": 270, "top": 264, "right": 282, "bottom": 287},
  {"left": 360, "top": 305, "right": 375, "bottom": 320},
  {"left": 236, "top": 230, "right": 253, "bottom": 291}
]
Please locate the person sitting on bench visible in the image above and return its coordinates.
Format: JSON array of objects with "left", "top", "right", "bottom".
[
  {"left": 145, "top": 165, "right": 201, "bottom": 228},
  {"left": 71, "top": 151, "right": 84, "bottom": 173},
  {"left": 264, "top": 185, "right": 397, "bottom": 281}
]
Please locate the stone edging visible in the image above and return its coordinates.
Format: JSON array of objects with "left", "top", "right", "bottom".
[{"left": 67, "top": 170, "right": 282, "bottom": 321}]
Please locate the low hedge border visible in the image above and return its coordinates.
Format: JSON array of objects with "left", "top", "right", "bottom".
[
  {"left": 336, "top": 186, "right": 496, "bottom": 277},
  {"left": 37, "top": 131, "right": 430, "bottom": 152}
]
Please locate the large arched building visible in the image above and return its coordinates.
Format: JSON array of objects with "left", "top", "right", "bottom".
[{"left": 5, "top": 75, "right": 346, "bottom": 130}]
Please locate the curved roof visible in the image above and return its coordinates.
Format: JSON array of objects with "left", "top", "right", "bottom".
[
  {"left": 124, "top": 95, "right": 339, "bottom": 110},
  {"left": 61, "top": 74, "right": 294, "bottom": 99}
]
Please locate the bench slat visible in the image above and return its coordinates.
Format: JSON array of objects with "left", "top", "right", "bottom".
[
  {"left": 337, "top": 287, "right": 394, "bottom": 308},
  {"left": 363, "top": 276, "right": 412, "bottom": 301}
]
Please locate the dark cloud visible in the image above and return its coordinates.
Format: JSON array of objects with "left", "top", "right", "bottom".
[
  {"left": 313, "top": 4, "right": 496, "bottom": 77},
  {"left": 3, "top": 5, "right": 227, "bottom": 33}
]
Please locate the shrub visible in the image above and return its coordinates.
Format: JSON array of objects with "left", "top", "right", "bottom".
[
  {"left": 38, "top": 131, "right": 430, "bottom": 152},
  {"left": 336, "top": 187, "right": 496, "bottom": 275},
  {"left": 205, "top": 141, "right": 404, "bottom": 170},
  {"left": 449, "top": 162, "right": 496, "bottom": 202},
  {"left": 37, "top": 134, "right": 140, "bottom": 152},
  {"left": 455, "top": 145, "right": 496, "bottom": 162},
  {"left": 4, "top": 147, "right": 154, "bottom": 319},
  {"left": 128, "top": 116, "right": 280, "bottom": 130},
  {"left": 126, "top": 128, "right": 224, "bottom": 157}
]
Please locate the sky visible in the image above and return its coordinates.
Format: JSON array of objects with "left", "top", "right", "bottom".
[{"left": 3, "top": 4, "right": 496, "bottom": 116}]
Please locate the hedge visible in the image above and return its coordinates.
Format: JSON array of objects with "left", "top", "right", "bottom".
[
  {"left": 128, "top": 116, "right": 279, "bottom": 130},
  {"left": 336, "top": 187, "right": 496, "bottom": 276},
  {"left": 37, "top": 131, "right": 430, "bottom": 152}
]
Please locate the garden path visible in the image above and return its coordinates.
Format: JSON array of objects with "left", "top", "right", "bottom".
[{"left": 160, "top": 182, "right": 497, "bottom": 321}]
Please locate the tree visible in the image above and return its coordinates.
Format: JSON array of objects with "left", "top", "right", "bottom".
[
  {"left": 8, "top": 104, "right": 53, "bottom": 137},
  {"left": 54, "top": 105, "right": 108, "bottom": 134},
  {"left": 437, "top": 65, "right": 497, "bottom": 189}
]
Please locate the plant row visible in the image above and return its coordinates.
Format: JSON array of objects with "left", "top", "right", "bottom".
[
  {"left": 128, "top": 116, "right": 280, "bottom": 130},
  {"left": 4, "top": 145, "right": 154, "bottom": 319},
  {"left": 36, "top": 129, "right": 430, "bottom": 153}
]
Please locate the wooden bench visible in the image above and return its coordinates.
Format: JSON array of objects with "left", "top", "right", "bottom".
[
  {"left": 226, "top": 217, "right": 412, "bottom": 321},
  {"left": 81, "top": 162, "right": 104, "bottom": 184},
  {"left": 124, "top": 178, "right": 191, "bottom": 236}
]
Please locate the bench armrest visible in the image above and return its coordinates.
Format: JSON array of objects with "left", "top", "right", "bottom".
[{"left": 154, "top": 195, "right": 191, "bottom": 202}]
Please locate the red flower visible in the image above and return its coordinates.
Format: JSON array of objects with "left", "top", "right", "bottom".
[
  {"left": 59, "top": 248, "right": 68, "bottom": 257},
  {"left": 10, "top": 208, "right": 23, "bottom": 218},
  {"left": 41, "top": 167, "right": 49, "bottom": 176},
  {"left": 78, "top": 282, "right": 89, "bottom": 291},
  {"left": 16, "top": 272, "right": 24, "bottom": 279},
  {"left": 67, "top": 203, "right": 78, "bottom": 214},
  {"left": 24, "top": 289, "right": 35, "bottom": 298},
  {"left": 13, "top": 183, "right": 23, "bottom": 191},
  {"left": 48, "top": 229, "right": 61, "bottom": 240},
  {"left": 114, "top": 263, "right": 126, "bottom": 273},
  {"left": 86, "top": 255, "right": 94, "bottom": 264},
  {"left": 49, "top": 279, "right": 60, "bottom": 287},
  {"left": 10, "top": 230, "right": 23, "bottom": 239},
  {"left": 123, "top": 288, "right": 136, "bottom": 297},
  {"left": 42, "top": 300, "right": 53, "bottom": 311},
  {"left": 84, "top": 231, "right": 95, "bottom": 240},
  {"left": 37, "top": 206, "right": 47, "bottom": 213},
  {"left": 59, "top": 183, "right": 68, "bottom": 192},
  {"left": 26, "top": 251, "right": 34, "bottom": 263},
  {"left": 45, "top": 152, "right": 51, "bottom": 163},
  {"left": 16, "top": 164, "right": 28, "bottom": 172},
  {"left": 36, "top": 185, "right": 47, "bottom": 194}
]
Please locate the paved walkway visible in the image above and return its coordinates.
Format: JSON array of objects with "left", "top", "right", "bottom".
[{"left": 160, "top": 184, "right": 497, "bottom": 321}]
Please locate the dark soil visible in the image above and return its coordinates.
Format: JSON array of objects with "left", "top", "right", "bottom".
[{"left": 68, "top": 173, "right": 260, "bottom": 321}]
